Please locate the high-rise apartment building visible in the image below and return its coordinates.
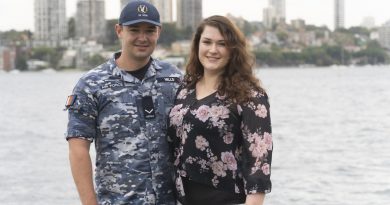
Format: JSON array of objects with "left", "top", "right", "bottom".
[
  {"left": 150, "top": 0, "right": 173, "bottom": 23},
  {"left": 263, "top": 7, "right": 276, "bottom": 29},
  {"left": 334, "top": 0, "right": 345, "bottom": 29},
  {"left": 269, "top": 0, "right": 286, "bottom": 22},
  {"left": 120, "top": 0, "right": 173, "bottom": 23},
  {"left": 177, "top": 0, "right": 202, "bottom": 31},
  {"left": 34, "top": 0, "right": 67, "bottom": 47},
  {"left": 379, "top": 21, "right": 390, "bottom": 49},
  {"left": 76, "top": 0, "right": 106, "bottom": 42}
]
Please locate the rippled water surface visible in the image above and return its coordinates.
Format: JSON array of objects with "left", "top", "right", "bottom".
[{"left": 0, "top": 66, "right": 389, "bottom": 205}]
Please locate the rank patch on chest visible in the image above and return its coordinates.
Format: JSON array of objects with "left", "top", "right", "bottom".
[{"left": 142, "top": 96, "right": 156, "bottom": 119}]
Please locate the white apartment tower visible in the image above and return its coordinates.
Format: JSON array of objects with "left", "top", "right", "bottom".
[
  {"left": 120, "top": 0, "right": 173, "bottom": 23},
  {"left": 379, "top": 21, "right": 390, "bottom": 49},
  {"left": 76, "top": 0, "right": 106, "bottom": 42},
  {"left": 334, "top": 0, "right": 345, "bottom": 29},
  {"left": 34, "top": 0, "right": 67, "bottom": 47},
  {"left": 177, "top": 0, "right": 203, "bottom": 31},
  {"left": 150, "top": 0, "right": 173, "bottom": 23},
  {"left": 269, "top": 0, "right": 286, "bottom": 22},
  {"left": 263, "top": 7, "right": 276, "bottom": 29}
]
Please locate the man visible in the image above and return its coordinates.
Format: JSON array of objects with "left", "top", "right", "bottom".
[{"left": 65, "top": 1, "right": 182, "bottom": 204}]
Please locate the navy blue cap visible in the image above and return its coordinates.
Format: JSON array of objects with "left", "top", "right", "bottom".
[{"left": 119, "top": 1, "right": 161, "bottom": 27}]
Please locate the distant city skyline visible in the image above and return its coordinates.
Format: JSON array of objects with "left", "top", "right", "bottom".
[{"left": 1, "top": 0, "right": 390, "bottom": 31}]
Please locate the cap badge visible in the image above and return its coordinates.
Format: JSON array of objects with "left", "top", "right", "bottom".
[{"left": 137, "top": 5, "right": 148, "bottom": 14}]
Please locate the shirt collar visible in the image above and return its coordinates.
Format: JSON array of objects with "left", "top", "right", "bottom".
[{"left": 108, "top": 51, "right": 162, "bottom": 83}]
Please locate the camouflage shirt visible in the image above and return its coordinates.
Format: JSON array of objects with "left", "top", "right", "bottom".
[{"left": 66, "top": 52, "right": 183, "bottom": 205}]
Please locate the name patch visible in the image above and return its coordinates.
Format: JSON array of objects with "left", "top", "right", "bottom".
[{"left": 156, "top": 77, "right": 180, "bottom": 83}]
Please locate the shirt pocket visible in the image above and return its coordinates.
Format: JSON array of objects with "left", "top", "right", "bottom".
[
  {"left": 155, "top": 82, "right": 178, "bottom": 129},
  {"left": 97, "top": 91, "right": 141, "bottom": 141}
]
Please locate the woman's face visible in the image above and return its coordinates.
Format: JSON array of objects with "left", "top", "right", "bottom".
[{"left": 198, "top": 25, "right": 230, "bottom": 75}]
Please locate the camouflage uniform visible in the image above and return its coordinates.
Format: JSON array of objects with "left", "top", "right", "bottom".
[{"left": 66, "top": 52, "right": 182, "bottom": 205}]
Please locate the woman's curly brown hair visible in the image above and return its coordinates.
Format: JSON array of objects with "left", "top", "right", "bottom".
[{"left": 184, "top": 15, "right": 265, "bottom": 104}]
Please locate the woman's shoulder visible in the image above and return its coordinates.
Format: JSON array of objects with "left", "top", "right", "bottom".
[{"left": 248, "top": 87, "right": 268, "bottom": 102}]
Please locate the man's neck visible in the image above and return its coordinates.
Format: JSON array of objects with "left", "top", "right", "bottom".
[{"left": 116, "top": 53, "right": 151, "bottom": 71}]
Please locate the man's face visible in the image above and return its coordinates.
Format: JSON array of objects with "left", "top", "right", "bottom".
[{"left": 116, "top": 23, "right": 161, "bottom": 61}]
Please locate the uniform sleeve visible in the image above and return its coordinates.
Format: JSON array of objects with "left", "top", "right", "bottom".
[
  {"left": 66, "top": 78, "right": 98, "bottom": 142},
  {"left": 240, "top": 91, "right": 272, "bottom": 194}
]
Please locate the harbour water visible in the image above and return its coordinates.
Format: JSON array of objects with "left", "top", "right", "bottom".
[{"left": 0, "top": 66, "right": 389, "bottom": 205}]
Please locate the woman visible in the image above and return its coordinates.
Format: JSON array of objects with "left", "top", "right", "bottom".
[{"left": 168, "top": 15, "right": 272, "bottom": 205}]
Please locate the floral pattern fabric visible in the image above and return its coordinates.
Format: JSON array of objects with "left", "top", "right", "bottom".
[{"left": 168, "top": 86, "right": 272, "bottom": 199}]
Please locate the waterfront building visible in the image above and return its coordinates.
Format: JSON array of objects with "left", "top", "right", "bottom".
[
  {"left": 76, "top": 0, "right": 106, "bottom": 42},
  {"left": 34, "top": 0, "right": 67, "bottom": 47},
  {"left": 263, "top": 7, "right": 276, "bottom": 29},
  {"left": 269, "top": 0, "right": 286, "bottom": 22},
  {"left": 334, "top": 0, "right": 345, "bottom": 29},
  {"left": 379, "top": 20, "right": 390, "bottom": 49},
  {"left": 177, "top": 0, "right": 203, "bottom": 31},
  {"left": 120, "top": 0, "right": 173, "bottom": 23}
]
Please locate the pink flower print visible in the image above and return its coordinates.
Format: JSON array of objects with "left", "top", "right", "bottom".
[
  {"left": 210, "top": 106, "right": 230, "bottom": 119},
  {"left": 195, "top": 135, "right": 209, "bottom": 151},
  {"left": 176, "top": 176, "right": 185, "bottom": 196},
  {"left": 235, "top": 185, "right": 240, "bottom": 193},
  {"left": 212, "top": 176, "right": 220, "bottom": 187},
  {"left": 169, "top": 104, "right": 182, "bottom": 116},
  {"left": 261, "top": 163, "right": 270, "bottom": 175},
  {"left": 195, "top": 105, "right": 210, "bottom": 122},
  {"left": 223, "top": 132, "right": 234, "bottom": 144},
  {"left": 176, "top": 127, "right": 188, "bottom": 144},
  {"left": 169, "top": 104, "right": 187, "bottom": 126},
  {"left": 249, "top": 133, "right": 268, "bottom": 158},
  {"left": 211, "top": 119, "right": 225, "bottom": 129},
  {"left": 255, "top": 104, "right": 267, "bottom": 118},
  {"left": 177, "top": 89, "right": 188, "bottom": 99},
  {"left": 263, "top": 132, "right": 273, "bottom": 150},
  {"left": 174, "top": 157, "right": 180, "bottom": 166},
  {"left": 211, "top": 161, "right": 226, "bottom": 177},
  {"left": 221, "top": 152, "right": 237, "bottom": 171},
  {"left": 237, "top": 105, "right": 243, "bottom": 115}
]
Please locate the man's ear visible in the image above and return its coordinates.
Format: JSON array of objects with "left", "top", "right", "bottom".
[
  {"left": 115, "top": 24, "right": 123, "bottom": 38},
  {"left": 157, "top": 26, "right": 162, "bottom": 38}
]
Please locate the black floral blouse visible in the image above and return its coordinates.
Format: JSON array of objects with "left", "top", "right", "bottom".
[{"left": 168, "top": 85, "right": 272, "bottom": 199}]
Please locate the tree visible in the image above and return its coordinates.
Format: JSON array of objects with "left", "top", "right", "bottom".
[
  {"left": 31, "top": 47, "right": 66, "bottom": 69},
  {"left": 105, "top": 19, "right": 119, "bottom": 47},
  {"left": 159, "top": 23, "right": 180, "bottom": 47},
  {"left": 68, "top": 17, "right": 76, "bottom": 39},
  {"left": 88, "top": 54, "right": 105, "bottom": 67}
]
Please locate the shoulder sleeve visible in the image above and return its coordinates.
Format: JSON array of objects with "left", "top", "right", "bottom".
[
  {"left": 65, "top": 77, "right": 98, "bottom": 142},
  {"left": 239, "top": 90, "right": 272, "bottom": 194}
]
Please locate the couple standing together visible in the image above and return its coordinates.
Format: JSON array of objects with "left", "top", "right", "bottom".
[{"left": 65, "top": 1, "right": 272, "bottom": 205}]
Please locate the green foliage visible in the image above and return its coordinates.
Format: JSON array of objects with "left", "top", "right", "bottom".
[
  {"left": 353, "top": 40, "right": 389, "bottom": 64},
  {"left": 0, "top": 30, "right": 32, "bottom": 45},
  {"left": 87, "top": 54, "right": 105, "bottom": 67},
  {"left": 68, "top": 18, "right": 76, "bottom": 39},
  {"left": 159, "top": 23, "right": 193, "bottom": 47},
  {"left": 105, "top": 19, "right": 119, "bottom": 47},
  {"left": 348, "top": 26, "right": 370, "bottom": 36},
  {"left": 159, "top": 23, "right": 180, "bottom": 47},
  {"left": 255, "top": 45, "right": 353, "bottom": 66},
  {"left": 15, "top": 54, "right": 28, "bottom": 71},
  {"left": 31, "top": 47, "right": 66, "bottom": 69}
]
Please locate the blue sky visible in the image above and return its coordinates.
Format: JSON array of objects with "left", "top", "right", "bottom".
[{"left": 0, "top": 0, "right": 389, "bottom": 31}]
